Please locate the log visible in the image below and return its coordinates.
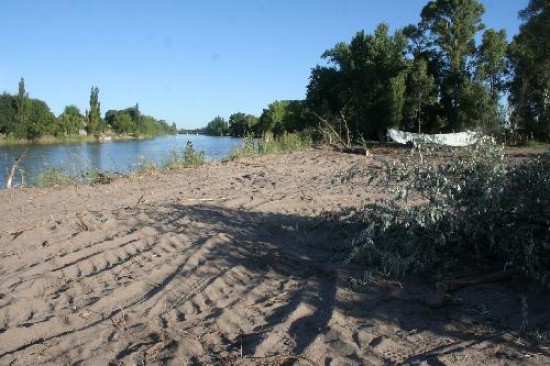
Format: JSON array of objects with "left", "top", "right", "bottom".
[
  {"left": 329, "top": 144, "right": 370, "bottom": 156},
  {"left": 441, "top": 269, "right": 521, "bottom": 292}
]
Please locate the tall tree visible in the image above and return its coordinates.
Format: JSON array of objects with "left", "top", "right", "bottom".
[
  {"left": 404, "top": 58, "right": 436, "bottom": 133},
  {"left": 58, "top": 105, "right": 84, "bottom": 135},
  {"left": 87, "top": 86, "right": 101, "bottom": 135},
  {"left": 418, "top": 0, "right": 486, "bottom": 131},
  {"left": 258, "top": 101, "right": 290, "bottom": 137},
  {"left": 307, "top": 23, "right": 408, "bottom": 139},
  {"left": 228, "top": 112, "right": 258, "bottom": 137},
  {"left": 16, "top": 77, "right": 29, "bottom": 136},
  {"left": 508, "top": 0, "right": 550, "bottom": 139},
  {"left": 204, "top": 116, "right": 229, "bottom": 136},
  {"left": 477, "top": 29, "right": 508, "bottom": 97}
]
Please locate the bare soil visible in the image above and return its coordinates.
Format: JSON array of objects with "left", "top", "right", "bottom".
[{"left": 0, "top": 147, "right": 548, "bottom": 365}]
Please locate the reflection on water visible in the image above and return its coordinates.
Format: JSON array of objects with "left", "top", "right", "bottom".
[{"left": 0, "top": 135, "right": 244, "bottom": 188}]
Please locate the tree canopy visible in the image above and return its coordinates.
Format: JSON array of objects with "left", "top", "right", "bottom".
[
  {"left": 508, "top": 0, "right": 550, "bottom": 140},
  {"left": 0, "top": 82, "right": 177, "bottom": 140}
]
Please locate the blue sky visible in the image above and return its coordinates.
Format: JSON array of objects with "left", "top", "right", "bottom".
[{"left": 1, "top": 0, "right": 528, "bottom": 129}]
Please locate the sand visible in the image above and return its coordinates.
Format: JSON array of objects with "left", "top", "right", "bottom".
[{"left": 0, "top": 147, "right": 548, "bottom": 365}]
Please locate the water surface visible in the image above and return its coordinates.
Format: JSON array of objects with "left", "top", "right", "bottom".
[{"left": 0, "top": 135, "right": 244, "bottom": 188}]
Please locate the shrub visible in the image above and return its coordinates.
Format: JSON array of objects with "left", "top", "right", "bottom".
[
  {"left": 164, "top": 141, "right": 205, "bottom": 169},
  {"left": 82, "top": 168, "right": 118, "bottom": 184},
  {"left": 229, "top": 134, "right": 257, "bottom": 160},
  {"left": 259, "top": 132, "right": 312, "bottom": 154},
  {"left": 229, "top": 132, "right": 312, "bottom": 159},
  {"left": 38, "top": 167, "right": 77, "bottom": 188},
  {"left": 345, "top": 139, "right": 550, "bottom": 285}
]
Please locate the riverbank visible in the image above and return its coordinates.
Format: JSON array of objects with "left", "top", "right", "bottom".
[
  {"left": 0, "top": 147, "right": 548, "bottom": 365},
  {"left": 0, "top": 133, "right": 168, "bottom": 146}
]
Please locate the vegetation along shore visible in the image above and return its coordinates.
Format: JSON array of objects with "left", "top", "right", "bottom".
[{"left": 1, "top": 0, "right": 549, "bottom": 364}]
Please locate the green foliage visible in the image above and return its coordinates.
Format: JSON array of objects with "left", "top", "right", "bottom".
[
  {"left": 87, "top": 86, "right": 101, "bottom": 135},
  {"left": 307, "top": 23, "right": 409, "bottom": 139},
  {"left": 257, "top": 101, "right": 288, "bottom": 137},
  {"left": 477, "top": 29, "right": 508, "bottom": 95},
  {"left": 258, "top": 132, "right": 313, "bottom": 155},
  {"left": 204, "top": 116, "right": 229, "bottom": 136},
  {"left": 82, "top": 168, "right": 118, "bottom": 185},
  {"left": 404, "top": 58, "right": 437, "bottom": 133},
  {"left": 58, "top": 105, "right": 84, "bottom": 135},
  {"left": 106, "top": 110, "right": 135, "bottom": 134},
  {"left": 17, "top": 78, "right": 28, "bottom": 128},
  {"left": 104, "top": 104, "right": 175, "bottom": 136},
  {"left": 0, "top": 85, "right": 57, "bottom": 139},
  {"left": 308, "top": 0, "right": 509, "bottom": 140},
  {"left": 344, "top": 140, "right": 550, "bottom": 285},
  {"left": 38, "top": 167, "right": 77, "bottom": 188},
  {"left": 229, "top": 132, "right": 312, "bottom": 159},
  {"left": 229, "top": 112, "right": 258, "bottom": 137},
  {"left": 163, "top": 141, "right": 205, "bottom": 169},
  {"left": 508, "top": 0, "right": 550, "bottom": 141},
  {"left": 229, "top": 134, "right": 258, "bottom": 159}
]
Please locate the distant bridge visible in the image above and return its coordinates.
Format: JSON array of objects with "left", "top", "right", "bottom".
[{"left": 178, "top": 130, "right": 206, "bottom": 135}]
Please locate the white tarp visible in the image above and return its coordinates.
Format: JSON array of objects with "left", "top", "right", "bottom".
[{"left": 387, "top": 129, "right": 482, "bottom": 147}]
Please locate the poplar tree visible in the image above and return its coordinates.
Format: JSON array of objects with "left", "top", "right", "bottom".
[{"left": 87, "top": 86, "right": 101, "bottom": 135}]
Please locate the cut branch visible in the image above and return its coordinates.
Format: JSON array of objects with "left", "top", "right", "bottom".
[
  {"left": 312, "top": 112, "right": 349, "bottom": 147},
  {"left": 5, "top": 149, "right": 27, "bottom": 189}
]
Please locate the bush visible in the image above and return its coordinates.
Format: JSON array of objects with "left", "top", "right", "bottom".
[
  {"left": 345, "top": 139, "right": 550, "bottom": 285},
  {"left": 229, "top": 134, "right": 257, "bottom": 160},
  {"left": 229, "top": 132, "right": 312, "bottom": 159},
  {"left": 38, "top": 167, "right": 77, "bottom": 188},
  {"left": 164, "top": 141, "right": 205, "bottom": 169},
  {"left": 82, "top": 168, "right": 118, "bottom": 184},
  {"left": 259, "top": 132, "right": 312, "bottom": 154}
]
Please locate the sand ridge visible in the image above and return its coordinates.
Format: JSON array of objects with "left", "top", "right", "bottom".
[{"left": 0, "top": 148, "right": 548, "bottom": 365}]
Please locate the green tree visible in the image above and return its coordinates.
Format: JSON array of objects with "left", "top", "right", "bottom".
[
  {"left": 228, "top": 112, "right": 258, "bottom": 137},
  {"left": 0, "top": 93, "right": 16, "bottom": 135},
  {"left": 16, "top": 78, "right": 28, "bottom": 126},
  {"left": 87, "top": 86, "right": 101, "bottom": 135},
  {"left": 404, "top": 58, "right": 436, "bottom": 133},
  {"left": 307, "top": 23, "right": 408, "bottom": 139},
  {"left": 418, "top": 0, "right": 486, "bottom": 131},
  {"left": 258, "top": 101, "right": 290, "bottom": 137},
  {"left": 58, "top": 105, "right": 84, "bottom": 135},
  {"left": 477, "top": 29, "right": 508, "bottom": 97},
  {"left": 508, "top": 0, "right": 550, "bottom": 140},
  {"left": 106, "top": 110, "right": 135, "bottom": 134},
  {"left": 26, "top": 99, "right": 57, "bottom": 138},
  {"left": 204, "top": 116, "right": 229, "bottom": 136}
]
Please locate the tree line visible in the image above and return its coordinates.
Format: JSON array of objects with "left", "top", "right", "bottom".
[
  {"left": 204, "top": 0, "right": 549, "bottom": 142},
  {"left": 0, "top": 80, "right": 177, "bottom": 140},
  {"left": 204, "top": 100, "right": 312, "bottom": 138}
]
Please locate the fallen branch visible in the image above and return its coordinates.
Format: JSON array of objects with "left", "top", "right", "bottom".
[
  {"left": 181, "top": 197, "right": 231, "bottom": 202},
  {"left": 312, "top": 112, "right": 349, "bottom": 148},
  {"left": 330, "top": 144, "right": 370, "bottom": 156},
  {"left": 133, "top": 192, "right": 145, "bottom": 209},
  {"left": 5, "top": 149, "right": 27, "bottom": 189},
  {"left": 243, "top": 353, "right": 319, "bottom": 366},
  {"left": 441, "top": 269, "right": 521, "bottom": 292}
]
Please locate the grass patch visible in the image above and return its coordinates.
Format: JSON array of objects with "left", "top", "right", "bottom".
[
  {"left": 82, "top": 167, "right": 119, "bottom": 184},
  {"left": 37, "top": 167, "right": 77, "bottom": 188},
  {"left": 229, "top": 132, "right": 312, "bottom": 159}
]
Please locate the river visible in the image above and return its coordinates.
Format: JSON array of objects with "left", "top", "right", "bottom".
[{"left": 0, "top": 135, "right": 245, "bottom": 188}]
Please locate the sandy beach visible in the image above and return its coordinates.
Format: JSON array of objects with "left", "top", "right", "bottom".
[{"left": 1, "top": 147, "right": 548, "bottom": 365}]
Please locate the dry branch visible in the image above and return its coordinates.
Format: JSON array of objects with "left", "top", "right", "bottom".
[
  {"left": 5, "top": 149, "right": 27, "bottom": 189},
  {"left": 312, "top": 112, "right": 349, "bottom": 148},
  {"left": 441, "top": 270, "right": 521, "bottom": 292}
]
